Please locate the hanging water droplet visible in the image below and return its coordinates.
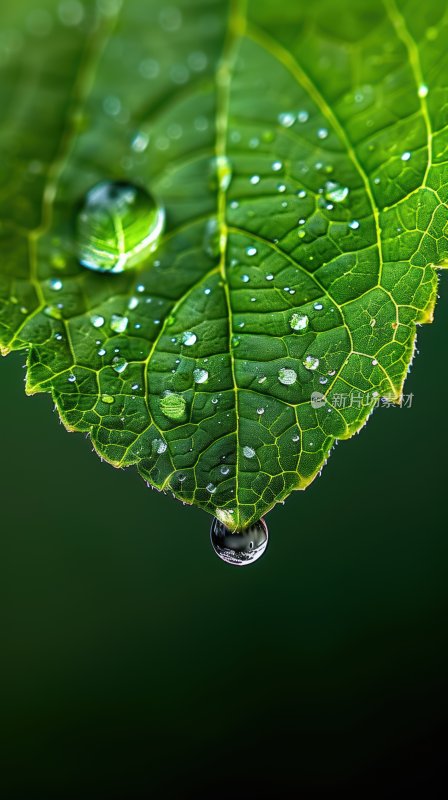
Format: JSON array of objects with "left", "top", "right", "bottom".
[
  {"left": 112, "top": 356, "right": 128, "bottom": 374},
  {"left": 289, "top": 313, "right": 309, "bottom": 331},
  {"left": 210, "top": 517, "right": 268, "bottom": 566},
  {"left": 303, "top": 355, "right": 319, "bottom": 371},
  {"left": 193, "top": 368, "right": 208, "bottom": 384},
  {"left": 278, "top": 367, "right": 297, "bottom": 385},
  {"left": 160, "top": 392, "right": 187, "bottom": 420},
  {"left": 243, "top": 446, "right": 256, "bottom": 459},
  {"left": 182, "top": 331, "right": 197, "bottom": 346},
  {"left": 77, "top": 180, "right": 165, "bottom": 273},
  {"left": 324, "top": 181, "right": 349, "bottom": 203},
  {"left": 110, "top": 314, "right": 128, "bottom": 333}
]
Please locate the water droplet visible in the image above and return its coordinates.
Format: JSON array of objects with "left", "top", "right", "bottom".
[
  {"left": 250, "top": 174, "right": 260, "bottom": 185},
  {"left": 372, "top": 358, "right": 378, "bottom": 366},
  {"left": 206, "top": 482, "right": 217, "bottom": 494},
  {"left": 220, "top": 464, "right": 230, "bottom": 476},
  {"left": 349, "top": 220, "right": 360, "bottom": 230},
  {"left": 303, "top": 355, "right": 319, "bottom": 371},
  {"left": 313, "top": 302, "right": 323, "bottom": 311},
  {"left": 317, "top": 127, "right": 328, "bottom": 139},
  {"left": 54, "top": 333, "right": 63, "bottom": 341},
  {"left": 49, "top": 278, "right": 63, "bottom": 291},
  {"left": 243, "top": 446, "right": 256, "bottom": 459},
  {"left": 160, "top": 392, "right": 187, "bottom": 420},
  {"left": 210, "top": 155, "right": 232, "bottom": 191},
  {"left": 258, "top": 375, "right": 267, "bottom": 384},
  {"left": 241, "top": 274, "right": 250, "bottom": 283},
  {"left": 401, "top": 151, "right": 411, "bottom": 161},
  {"left": 181, "top": 331, "right": 197, "bottom": 346},
  {"left": 110, "top": 314, "right": 128, "bottom": 333},
  {"left": 246, "top": 246, "right": 257, "bottom": 257},
  {"left": 278, "top": 368, "right": 297, "bottom": 385},
  {"left": 289, "top": 313, "right": 309, "bottom": 331},
  {"left": 193, "top": 368, "right": 208, "bottom": 384},
  {"left": 272, "top": 161, "right": 283, "bottom": 172},
  {"left": 112, "top": 356, "right": 128, "bottom": 374},
  {"left": 131, "top": 131, "right": 149, "bottom": 153},
  {"left": 101, "top": 394, "right": 114, "bottom": 404},
  {"left": 210, "top": 517, "right": 268, "bottom": 566},
  {"left": 319, "top": 376, "right": 328, "bottom": 385},
  {"left": 203, "top": 217, "right": 220, "bottom": 258},
  {"left": 68, "top": 373, "right": 76, "bottom": 383},
  {"left": 277, "top": 183, "right": 286, "bottom": 193},
  {"left": 256, "top": 407, "right": 265, "bottom": 415},
  {"left": 91, "top": 314, "right": 105, "bottom": 328},
  {"left": 324, "top": 181, "right": 349, "bottom": 203},
  {"left": 77, "top": 180, "right": 165, "bottom": 273},
  {"left": 418, "top": 84, "right": 429, "bottom": 98},
  {"left": 153, "top": 438, "right": 167, "bottom": 455},
  {"left": 278, "top": 112, "right": 295, "bottom": 128},
  {"left": 98, "top": 348, "right": 106, "bottom": 356},
  {"left": 265, "top": 273, "right": 274, "bottom": 281},
  {"left": 297, "top": 110, "right": 309, "bottom": 123}
]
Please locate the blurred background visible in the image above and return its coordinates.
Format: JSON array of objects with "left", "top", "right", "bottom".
[{"left": 0, "top": 274, "right": 447, "bottom": 798}]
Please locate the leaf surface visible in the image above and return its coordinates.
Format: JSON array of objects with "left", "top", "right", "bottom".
[{"left": 1, "top": 0, "right": 447, "bottom": 529}]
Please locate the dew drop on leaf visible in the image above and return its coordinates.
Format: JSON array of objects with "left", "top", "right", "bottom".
[
  {"left": 77, "top": 180, "right": 165, "bottom": 273},
  {"left": 181, "top": 331, "right": 197, "bottom": 346},
  {"left": 210, "top": 517, "right": 268, "bottom": 566},
  {"left": 289, "top": 313, "right": 308, "bottom": 331},
  {"left": 278, "top": 367, "right": 297, "bottom": 385},
  {"left": 160, "top": 392, "right": 187, "bottom": 420},
  {"left": 193, "top": 368, "right": 208, "bottom": 384},
  {"left": 303, "top": 355, "right": 319, "bottom": 371},
  {"left": 112, "top": 356, "right": 128, "bottom": 374},
  {"left": 110, "top": 314, "right": 128, "bottom": 333},
  {"left": 324, "top": 181, "right": 349, "bottom": 203}
]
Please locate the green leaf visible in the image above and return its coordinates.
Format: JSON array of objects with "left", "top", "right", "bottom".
[{"left": 1, "top": 0, "right": 447, "bottom": 530}]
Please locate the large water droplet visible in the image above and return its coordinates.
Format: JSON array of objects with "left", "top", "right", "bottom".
[
  {"left": 77, "top": 180, "right": 165, "bottom": 273},
  {"left": 324, "top": 181, "right": 349, "bottom": 203},
  {"left": 289, "top": 313, "right": 308, "bottom": 332},
  {"left": 210, "top": 517, "right": 268, "bottom": 566},
  {"left": 112, "top": 356, "right": 128, "bottom": 374},
  {"left": 193, "top": 368, "right": 209, "bottom": 384},
  {"left": 160, "top": 392, "right": 187, "bottom": 420},
  {"left": 278, "top": 367, "right": 297, "bottom": 385},
  {"left": 181, "top": 331, "right": 197, "bottom": 346}
]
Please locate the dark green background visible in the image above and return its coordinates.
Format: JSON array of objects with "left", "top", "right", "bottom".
[{"left": 1, "top": 275, "right": 447, "bottom": 798}]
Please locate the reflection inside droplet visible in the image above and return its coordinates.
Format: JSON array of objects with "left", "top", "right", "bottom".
[
  {"left": 210, "top": 517, "right": 268, "bottom": 566},
  {"left": 77, "top": 180, "right": 165, "bottom": 274}
]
